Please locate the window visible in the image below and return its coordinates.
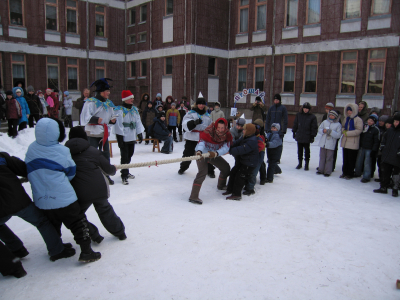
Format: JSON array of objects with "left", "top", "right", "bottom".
[
  {"left": 254, "top": 57, "right": 265, "bottom": 91},
  {"left": 9, "top": 0, "right": 24, "bottom": 26},
  {"left": 286, "top": 0, "right": 298, "bottom": 26},
  {"left": 11, "top": 54, "right": 26, "bottom": 87},
  {"left": 140, "top": 60, "right": 147, "bottom": 77},
  {"left": 47, "top": 57, "right": 59, "bottom": 90},
  {"left": 129, "top": 35, "right": 136, "bottom": 44},
  {"left": 344, "top": 0, "right": 361, "bottom": 19},
  {"left": 140, "top": 5, "right": 147, "bottom": 22},
  {"left": 366, "top": 49, "right": 386, "bottom": 94},
  {"left": 130, "top": 9, "right": 136, "bottom": 25},
  {"left": 239, "top": 0, "right": 249, "bottom": 33},
  {"left": 307, "top": 0, "right": 320, "bottom": 24},
  {"left": 46, "top": 0, "right": 58, "bottom": 31},
  {"left": 237, "top": 58, "right": 247, "bottom": 91},
  {"left": 283, "top": 55, "right": 295, "bottom": 92},
  {"left": 95, "top": 60, "right": 106, "bottom": 79},
  {"left": 165, "top": 57, "right": 173, "bottom": 75},
  {"left": 371, "top": 0, "right": 391, "bottom": 15},
  {"left": 138, "top": 32, "right": 147, "bottom": 42},
  {"left": 340, "top": 51, "right": 357, "bottom": 94},
  {"left": 256, "top": 0, "right": 267, "bottom": 31},
  {"left": 67, "top": 58, "right": 78, "bottom": 90},
  {"left": 166, "top": 0, "right": 173, "bottom": 15},
  {"left": 95, "top": 5, "right": 105, "bottom": 37},
  {"left": 208, "top": 57, "right": 216, "bottom": 75},
  {"left": 303, "top": 54, "right": 318, "bottom": 93},
  {"left": 66, "top": 0, "right": 77, "bottom": 33},
  {"left": 130, "top": 62, "right": 136, "bottom": 77}
]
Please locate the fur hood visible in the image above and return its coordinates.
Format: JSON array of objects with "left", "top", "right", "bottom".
[{"left": 344, "top": 103, "right": 359, "bottom": 119}]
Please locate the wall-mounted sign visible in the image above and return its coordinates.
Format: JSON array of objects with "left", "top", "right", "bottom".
[{"left": 234, "top": 88, "right": 266, "bottom": 107}]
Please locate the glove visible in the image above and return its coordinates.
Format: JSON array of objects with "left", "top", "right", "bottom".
[
  {"left": 194, "top": 118, "right": 202, "bottom": 125},
  {"left": 253, "top": 103, "right": 257, "bottom": 107},
  {"left": 310, "top": 137, "right": 315, "bottom": 143},
  {"left": 293, "top": 132, "right": 296, "bottom": 139},
  {"left": 326, "top": 129, "right": 332, "bottom": 135},
  {"left": 343, "top": 130, "right": 347, "bottom": 136},
  {"left": 137, "top": 133, "right": 143, "bottom": 143},
  {"left": 208, "top": 151, "right": 218, "bottom": 159}
]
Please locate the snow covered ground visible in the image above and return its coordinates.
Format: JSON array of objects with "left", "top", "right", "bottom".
[{"left": 0, "top": 126, "right": 399, "bottom": 300}]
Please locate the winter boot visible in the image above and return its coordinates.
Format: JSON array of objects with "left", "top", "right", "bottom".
[
  {"left": 78, "top": 243, "right": 101, "bottom": 263},
  {"left": 243, "top": 190, "right": 255, "bottom": 196},
  {"left": 208, "top": 172, "right": 216, "bottom": 178},
  {"left": 12, "top": 246, "right": 29, "bottom": 259},
  {"left": 50, "top": 247, "right": 76, "bottom": 262},
  {"left": 295, "top": 160, "right": 302, "bottom": 169},
  {"left": 9, "top": 261, "right": 27, "bottom": 278},
  {"left": 189, "top": 184, "right": 203, "bottom": 205},
  {"left": 226, "top": 194, "right": 242, "bottom": 201},
  {"left": 122, "top": 177, "right": 129, "bottom": 185},
  {"left": 179, "top": 134, "right": 183, "bottom": 142},
  {"left": 304, "top": 161, "right": 309, "bottom": 171},
  {"left": 392, "top": 189, "right": 399, "bottom": 197},
  {"left": 91, "top": 235, "right": 104, "bottom": 244},
  {"left": 373, "top": 187, "right": 388, "bottom": 194},
  {"left": 217, "top": 177, "right": 227, "bottom": 190},
  {"left": 118, "top": 233, "right": 127, "bottom": 240}
]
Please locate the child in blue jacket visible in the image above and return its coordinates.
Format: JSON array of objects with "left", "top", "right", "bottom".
[
  {"left": 265, "top": 123, "right": 283, "bottom": 183},
  {"left": 25, "top": 117, "right": 101, "bottom": 263}
]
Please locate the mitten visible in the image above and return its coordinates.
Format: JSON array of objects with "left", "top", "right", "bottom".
[
  {"left": 310, "top": 137, "right": 315, "bottom": 143},
  {"left": 326, "top": 129, "right": 332, "bottom": 135},
  {"left": 137, "top": 133, "right": 143, "bottom": 143},
  {"left": 208, "top": 151, "right": 218, "bottom": 159},
  {"left": 194, "top": 118, "right": 202, "bottom": 125},
  {"left": 343, "top": 130, "right": 347, "bottom": 136}
]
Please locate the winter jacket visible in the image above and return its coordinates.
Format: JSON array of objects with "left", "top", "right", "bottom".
[
  {"left": 113, "top": 105, "right": 145, "bottom": 142},
  {"left": 182, "top": 107, "right": 212, "bottom": 141},
  {"left": 80, "top": 95, "right": 115, "bottom": 137},
  {"left": 230, "top": 126, "right": 243, "bottom": 141},
  {"left": 152, "top": 117, "right": 171, "bottom": 140},
  {"left": 265, "top": 131, "right": 283, "bottom": 149},
  {"left": 265, "top": 102, "right": 288, "bottom": 137},
  {"left": 39, "top": 96, "right": 48, "bottom": 115},
  {"left": 166, "top": 108, "right": 181, "bottom": 126},
  {"left": 74, "top": 96, "right": 86, "bottom": 116},
  {"left": 340, "top": 103, "right": 363, "bottom": 150},
  {"left": 292, "top": 111, "right": 318, "bottom": 143},
  {"left": 63, "top": 96, "right": 73, "bottom": 115},
  {"left": 12, "top": 87, "right": 30, "bottom": 125},
  {"left": 250, "top": 103, "right": 267, "bottom": 122},
  {"left": 230, "top": 135, "right": 259, "bottom": 167},
  {"left": 358, "top": 101, "right": 369, "bottom": 124},
  {"left": 318, "top": 118, "right": 342, "bottom": 150},
  {"left": 65, "top": 138, "right": 116, "bottom": 203},
  {"left": 178, "top": 105, "right": 188, "bottom": 122},
  {"left": 25, "top": 93, "right": 42, "bottom": 115},
  {"left": 380, "top": 125, "right": 400, "bottom": 168},
  {"left": 163, "top": 96, "right": 174, "bottom": 111},
  {"left": 210, "top": 108, "right": 225, "bottom": 122},
  {"left": 5, "top": 97, "right": 21, "bottom": 119},
  {"left": 153, "top": 97, "right": 163, "bottom": 108},
  {"left": 0, "top": 152, "right": 31, "bottom": 218},
  {"left": 360, "top": 125, "right": 380, "bottom": 152},
  {"left": 138, "top": 93, "right": 150, "bottom": 114},
  {"left": 142, "top": 106, "right": 158, "bottom": 129},
  {"left": 25, "top": 118, "right": 77, "bottom": 210}
]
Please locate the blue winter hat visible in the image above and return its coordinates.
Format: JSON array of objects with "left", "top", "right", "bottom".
[
  {"left": 156, "top": 93, "right": 162, "bottom": 98},
  {"left": 346, "top": 106, "right": 352, "bottom": 112},
  {"left": 90, "top": 78, "right": 113, "bottom": 92},
  {"left": 368, "top": 114, "right": 378, "bottom": 124},
  {"left": 64, "top": 91, "right": 69, "bottom": 96}
]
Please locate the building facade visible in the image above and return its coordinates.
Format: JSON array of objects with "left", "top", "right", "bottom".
[{"left": 0, "top": 0, "right": 399, "bottom": 119}]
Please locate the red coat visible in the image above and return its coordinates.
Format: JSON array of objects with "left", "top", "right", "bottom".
[{"left": 5, "top": 98, "right": 21, "bottom": 119}]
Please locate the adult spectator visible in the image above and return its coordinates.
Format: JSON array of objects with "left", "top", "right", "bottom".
[
  {"left": 250, "top": 96, "right": 267, "bottom": 123},
  {"left": 265, "top": 94, "right": 288, "bottom": 139},
  {"left": 25, "top": 86, "right": 42, "bottom": 128},
  {"left": 358, "top": 101, "right": 369, "bottom": 124},
  {"left": 74, "top": 88, "right": 90, "bottom": 125}
]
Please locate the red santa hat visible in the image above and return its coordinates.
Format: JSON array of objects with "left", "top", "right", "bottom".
[{"left": 121, "top": 90, "right": 134, "bottom": 102}]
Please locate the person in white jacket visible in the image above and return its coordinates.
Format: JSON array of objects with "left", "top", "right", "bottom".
[
  {"left": 113, "top": 90, "right": 144, "bottom": 185},
  {"left": 210, "top": 101, "right": 225, "bottom": 122},
  {"left": 63, "top": 91, "right": 73, "bottom": 128},
  {"left": 317, "top": 110, "right": 342, "bottom": 176}
]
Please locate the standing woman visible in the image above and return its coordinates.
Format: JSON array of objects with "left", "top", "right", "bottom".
[
  {"left": 45, "top": 88, "right": 59, "bottom": 119},
  {"left": 189, "top": 118, "right": 232, "bottom": 204},
  {"left": 292, "top": 102, "right": 318, "bottom": 170},
  {"left": 12, "top": 87, "right": 30, "bottom": 131},
  {"left": 340, "top": 103, "right": 363, "bottom": 179}
]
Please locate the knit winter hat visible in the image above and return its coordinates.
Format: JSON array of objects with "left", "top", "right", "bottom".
[
  {"left": 379, "top": 115, "right": 389, "bottom": 122},
  {"left": 274, "top": 94, "right": 281, "bottom": 101},
  {"left": 325, "top": 102, "right": 334, "bottom": 109},
  {"left": 156, "top": 104, "right": 163, "bottom": 110},
  {"left": 329, "top": 110, "right": 339, "bottom": 119},
  {"left": 27, "top": 85, "right": 34, "bottom": 92},
  {"left": 36, "top": 90, "right": 43, "bottom": 96},
  {"left": 69, "top": 126, "right": 88, "bottom": 140},
  {"left": 156, "top": 93, "right": 162, "bottom": 98},
  {"left": 214, "top": 101, "right": 221, "bottom": 107},
  {"left": 368, "top": 115, "right": 378, "bottom": 124},
  {"left": 393, "top": 114, "right": 400, "bottom": 122},
  {"left": 147, "top": 101, "right": 153, "bottom": 106},
  {"left": 370, "top": 107, "right": 381, "bottom": 115},
  {"left": 64, "top": 91, "right": 69, "bottom": 96},
  {"left": 196, "top": 92, "right": 206, "bottom": 105},
  {"left": 385, "top": 117, "right": 394, "bottom": 125},
  {"left": 303, "top": 102, "right": 312, "bottom": 110},
  {"left": 15, "top": 88, "right": 22, "bottom": 93},
  {"left": 5, "top": 90, "right": 13, "bottom": 96},
  {"left": 90, "top": 78, "right": 113, "bottom": 92},
  {"left": 171, "top": 102, "right": 176, "bottom": 107},
  {"left": 236, "top": 118, "right": 246, "bottom": 127},
  {"left": 346, "top": 106, "right": 353, "bottom": 112},
  {"left": 253, "top": 119, "right": 264, "bottom": 128},
  {"left": 271, "top": 123, "right": 281, "bottom": 131},
  {"left": 158, "top": 111, "right": 166, "bottom": 118},
  {"left": 121, "top": 90, "right": 134, "bottom": 102},
  {"left": 244, "top": 123, "right": 256, "bottom": 137}
]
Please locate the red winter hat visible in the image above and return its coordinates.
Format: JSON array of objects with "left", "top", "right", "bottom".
[{"left": 121, "top": 90, "right": 134, "bottom": 102}]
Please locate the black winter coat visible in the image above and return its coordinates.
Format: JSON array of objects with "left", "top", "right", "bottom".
[
  {"left": 292, "top": 111, "right": 318, "bottom": 143},
  {"left": 0, "top": 152, "right": 31, "bottom": 218},
  {"left": 230, "top": 135, "right": 259, "bottom": 167},
  {"left": 65, "top": 138, "right": 116, "bottom": 203},
  {"left": 142, "top": 107, "right": 158, "bottom": 128},
  {"left": 25, "top": 93, "right": 42, "bottom": 115},
  {"left": 152, "top": 117, "right": 170, "bottom": 139},
  {"left": 380, "top": 126, "right": 400, "bottom": 168},
  {"left": 360, "top": 125, "right": 380, "bottom": 151},
  {"left": 265, "top": 103, "right": 288, "bottom": 136}
]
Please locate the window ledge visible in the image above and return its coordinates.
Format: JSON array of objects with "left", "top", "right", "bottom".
[
  {"left": 303, "top": 24, "right": 321, "bottom": 37},
  {"left": 208, "top": 75, "right": 218, "bottom": 78},
  {"left": 66, "top": 33, "right": 80, "bottom": 37},
  {"left": 45, "top": 30, "right": 60, "bottom": 35},
  {"left": 137, "top": 40, "right": 146, "bottom": 43},
  {"left": 368, "top": 14, "right": 391, "bottom": 30},
  {"left": 369, "top": 14, "right": 391, "bottom": 20},
  {"left": 127, "top": 77, "right": 136, "bottom": 80},
  {"left": 252, "top": 30, "right": 267, "bottom": 42},
  {"left": 138, "top": 76, "right": 146, "bottom": 79},
  {"left": 9, "top": 25, "right": 27, "bottom": 31},
  {"left": 128, "top": 24, "right": 135, "bottom": 27},
  {"left": 304, "top": 23, "right": 320, "bottom": 28},
  {"left": 235, "top": 33, "right": 248, "bottom": 45},
  {"left": 95, "top": 36, "right": 108, "bottom": 41},
  {"left": 335, "top": 94, "right": 356, "bottom": 107},
  {"left": 362, "top": 94, "right": 384, "bottom": 109},
  {"left": 362, "top": 94, "right": 384, "bottom": 100},
  {"left": 282, "top": 26, "right": 298, "bottom": 39},
  {"left": 340, "top": 18, "right": 361, "bottom": 33},
  {"left": 282, "top": 26, "right": 298, "bottom": 31},
  {"left": 163, "top": 14, "right": 173, "bottom": 20},
  {"left": 300, "top": 94, "right": 317, "bottom": 106},
  {"left": 341, "top": 18, "right": 361, "bottom": 24},
  {"left": 163, "top": 75, "right": 173, "bottom": 78},
  {"left": 138, "top": 21, "right": 146, "bottom": 25},
  {"left": 127, "top": 42, "right": 135, "bottom": 45},
  {"left": 280, "top": 94, "right": 295, "bottom": 106},
  {"left": 336, "top": 94, "right": 356, "bottom": 99}
]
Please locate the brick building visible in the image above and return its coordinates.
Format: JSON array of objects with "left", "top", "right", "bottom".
[{"left": 0, "top": 0, "right": 399, "bottom": 121}]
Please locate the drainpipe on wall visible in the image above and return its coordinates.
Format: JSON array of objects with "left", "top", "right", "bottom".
[
  {"left": 86, "top": 0, "right": 89, "bottom": 87},
  {"left": 226, "top": 0, "right": 231, "bottom": 108},
  {"left": 124, "top": 0, "right": 127, "bottom": 89},
  {"left": 269, "top": 0, "right": 276, "bottom": 107},
  {"left": 193, "top": 0, "right": 197, "bottom": 104},
  {"left": 184, "top": 0, "right": 187, "bottom": 96},
  {"left": 149, "top": 1, "right": 152, "bottom": 100},
  {"left": 393, "top": 42, "right": 400, "bottom": 115}
]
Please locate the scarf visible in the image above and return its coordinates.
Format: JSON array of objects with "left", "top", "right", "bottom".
[
  {"left": 200, "top": 118, "right": 232, "bottom": 146},
  {"left": 344, "top": 116, "right": 356, "bottom": 131},
  {"left": 46, "top": 96, "right": 54, "bottom": 108}
]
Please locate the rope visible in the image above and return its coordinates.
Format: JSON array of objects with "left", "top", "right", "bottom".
[{"left": 115, "top": 152, "right": 211, "bottom": 170}]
